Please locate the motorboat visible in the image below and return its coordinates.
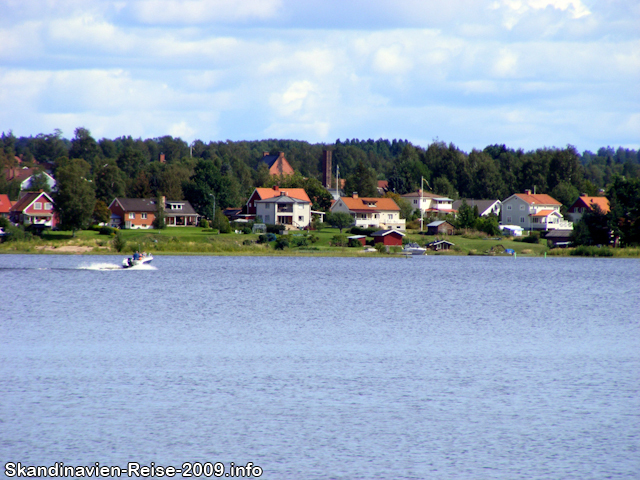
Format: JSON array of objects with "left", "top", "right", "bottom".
[
  {"left": 402, "top": 242, "right": 427, "bottom": 255},
  {"left": 122, "top": 252, "right": 153, "bottom": 268}
]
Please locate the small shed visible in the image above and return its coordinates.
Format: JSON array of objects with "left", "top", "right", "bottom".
[
  {"left": 347, "top": 235, "right": 367, "bottom": 246},
  {"left": 371, "top": 229, "right": 405, "bottom": 246},
  {"left": 500, "top": 225, "right": 524, "bottom": 237},
  {"left": 427, "top": 220, "right": 454, "bottom": 236},
  {"left": 427, "top": 239, "right": 455, "bottom": 251},
  {"left": 544, "top": 229, "right": 573, "bottom": 248}
]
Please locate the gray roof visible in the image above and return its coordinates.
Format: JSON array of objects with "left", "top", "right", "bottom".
[
  {"left": 427, "top": 220, "right": 446, "bottom": 227},
  {"left": 452, "top": 199, "right": 500, "bottom": 213},
  {"left": 111, "top": 197, "right": 198, "bottom": 216},
  {"left": 544, "top": 229, "right": 573, "bottom": 238}
]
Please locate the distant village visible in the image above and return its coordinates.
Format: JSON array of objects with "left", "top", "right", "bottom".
[{"left": 1, "top": 148, "right": 615, "bottom": 251}]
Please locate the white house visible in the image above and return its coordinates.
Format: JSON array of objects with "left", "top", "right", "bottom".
[
  {"left": 331, "top": 193, "right": 405, "bottom": 230},
  {"left": 401, "top": 190, "right": 455, "bottom": 216},
  {"left": 20, "top": 172, "right": 56, "bottom": 192},
  {"left": 501, "top": 190, "right": 572, "bottom": 231},
  {"left": 255, "top": 193, "right": 311, "bottom": 229},
  {"left": 452, "top": 199, "right": 501, "bottom": 217}
]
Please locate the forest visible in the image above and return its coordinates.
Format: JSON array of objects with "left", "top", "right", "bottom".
[{"left": 1, "top": 128, "right": 639, "bottom": 243}]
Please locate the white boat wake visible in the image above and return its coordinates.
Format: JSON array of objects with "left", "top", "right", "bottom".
[{"left": 78, "top": 262, "right": 157, "bottom": 271}]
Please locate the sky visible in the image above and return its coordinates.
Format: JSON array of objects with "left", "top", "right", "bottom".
[{"left": 0, "top": 0, "right": 638, "bottom": 153}]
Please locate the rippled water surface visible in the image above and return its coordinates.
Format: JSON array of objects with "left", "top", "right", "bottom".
[{"left": 1, "top": 254, "right": 638, "bottom": 479}]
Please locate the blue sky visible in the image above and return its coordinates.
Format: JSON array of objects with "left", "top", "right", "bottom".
[{"left": 1, "top": 0, "right": 638, "bottom": 152}]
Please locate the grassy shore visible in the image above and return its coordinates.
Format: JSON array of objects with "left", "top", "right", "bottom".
[{"left": 1, "top": 227, "right": 638, "bottom": 257}]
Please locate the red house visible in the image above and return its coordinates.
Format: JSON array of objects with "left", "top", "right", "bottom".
[
  {"left": 259, "top": 152, "right": 294, "bottom": 176},
  {"left": 9, "top": 191, "right": 57, "bottom": 229},
  {"left": 371, "top": 229, "right": 405, "bottom": 246},
  {"left": 0, "top": 194, "right": 13, "bottom": 218}
]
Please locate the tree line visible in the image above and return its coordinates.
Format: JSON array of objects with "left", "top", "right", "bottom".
[{"left": 1, "top": 128, "right": 638, "bottom": 242}]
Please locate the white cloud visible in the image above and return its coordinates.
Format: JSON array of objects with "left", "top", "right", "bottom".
[{"left": 131, "top": 0, "right": 283, "bottom": 25}]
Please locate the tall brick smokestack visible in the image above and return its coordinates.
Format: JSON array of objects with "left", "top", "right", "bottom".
[{"left": 322, "top": 150, "right": 332, "bottom": 188}]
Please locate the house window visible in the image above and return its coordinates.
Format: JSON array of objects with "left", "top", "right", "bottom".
[
  {"left": 388, "top": 214, "right": 393, "bottom": 219},
  {"left": 507, "top": 205, "right": 512, "bottom": 210},
  {"left": 265, "top": 215, "right": 270, "bottom": 222},
  {"left": 413, "top": 200, "right": 417, "bottom": 204},
  {"left": 298, "top": 216, "right": 303, "bottom": 221},
  {"left": 34, "top": 202, "right": 42, "bottom": 210},
  {"left": 520, "top": 217, "right": 525, "bottom": 223},
  {"left": 129, "top": 213, "right": 135, "bottom": 219},
  {"left": 141, "top": 213, "right": 147, "bottom": 219},
  {"left": 507, "top": 216, "right": 512, "bottom": 223},
  {"left": 520, "top": 205, "right": 525, "bottom": 210},
  {"left": 44, "top": 203, "right": 52, "bottom": 210}
]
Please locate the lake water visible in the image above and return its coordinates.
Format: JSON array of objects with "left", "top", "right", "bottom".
[{"left": 1, "top": 254, "right": 638, "bottom": 479}]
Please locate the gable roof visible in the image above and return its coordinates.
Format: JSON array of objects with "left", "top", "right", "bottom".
[
  {"left": 512, "top": 193, "right": 561, "bottom": 206},
  {"left": 401, "top": 190, "right": 447, "bottom": 199},
  {"left": 339, "top": 196, "right": 400, "bottom": 212},
  {"left": 530, "top": 209, "right": 559, "bottom": 217},
  {"left": 569, "top": 196, "right": 610, "bottom": 214},
  {"left": 10, "top": 191, "right": 54, "bottom": 213},
  {"left": 0, "top": 194, "right": 12, "bottom": 214},
  {"left": 452, "top": 199, "right": 500, "bottom": 213},
  {"left": 253, "top": 187, "right": 310, "bottom": 203},
  {"left": 110, "top": 198, "right": 157, "bottom": 212},
  {"left": 255, "top": 195, "right": 309, "bottom": 205},
  {"left": 109, "top": 197, "right": 197, "bottom": 215},
  {"left": 371, "top": 229, "right": 405, "bottom": 237}
]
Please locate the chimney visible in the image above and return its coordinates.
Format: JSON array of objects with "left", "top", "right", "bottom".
[
  {"left": 322, "top": 150, "right": 332, "bottom": 188},
  {"left": 273, "top": 185, "right": 279, "bottom": 191},
  {"left": 280, "top": 191, "right": 286, "bottom": 196},
  {"left": 525, "top": 189, "right": 532, "bottom": 195},
  {"left": 263, "top": 152, "right": 270, "bottom": 157},
  {"left": 161, "top": 196, "right": 166, "bottom": 209},
  {"left": 159, "top": 153, "right": 165, "bottom": 163},
  {"left": 352, "top": 192, "right": 358, "bottom": 198}
]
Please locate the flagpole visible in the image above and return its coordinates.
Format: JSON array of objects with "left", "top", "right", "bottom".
[{"left": 420, "top": 176, "right": 424, "bottom": 231}]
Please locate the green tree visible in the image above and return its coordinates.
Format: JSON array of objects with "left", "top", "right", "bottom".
[
  {"left": 153, "top": 195, "right": 166, "bottom": 230},
  {"left": 54, "top": 158, "right": 96, "bottom": 236},
  {"left": 343, "top": 160, "right": 378, "bottom": 197},
  {"left": 383, "top": 192, "right": 413, "bottom": 219},
  {"left": 94, "top": 160, "right": 125, "bottom": 203},
  {"left": 92, "top": 199, "right": 111, "bottom": 225},
  {"left": 69, "top": 127, "right": 101, "bottom": 168},
  {"left": 24, "top": 172, "right": 51, "bottom": 193},
  {"left": 456, "top": 200, "right": 478, "bottom": 229},
  {"left": 212, "top": 207, "right": 231, "bottom": 233},
  {"left": 325, "top": 211, "right": 353, "bottom": 233}
]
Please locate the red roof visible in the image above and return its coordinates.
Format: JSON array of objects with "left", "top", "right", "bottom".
[
  {"left": 514, "top": 193, "right": 561, "bottom": 206},
  {"left": 530, "top": 209, "right": 556, "bottom": 217},
  {"left": 0, "top": 194, "right": 12, "bottom": 214},
  {"left": 570, "top": 196, "right": 610, "bottom": 214},
  {"left": 254, "top": 187, "right": 310, "bottom": 203},
  {"left": 339, "top": 196, "right": 400, "bottom": 212}
]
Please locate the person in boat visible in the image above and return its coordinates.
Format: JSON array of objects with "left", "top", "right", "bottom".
[{"left": 133, "top": 251, "right": 140, "bottom": 261}]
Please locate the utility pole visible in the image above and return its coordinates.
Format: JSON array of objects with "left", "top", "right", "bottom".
[{"left": 209, "top": 193, "right": 215, "bottom": 223}]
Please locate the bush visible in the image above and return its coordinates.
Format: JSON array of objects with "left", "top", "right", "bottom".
[
  {"left": 200, "top": 219, "right": 209, "bottom": 229},
  {"left": 515, "top": 232, "right": 540, "bottom": 244},
  {"left": 330, "top": 235, "right": 348, "bottom": 247},
  {"left": 112, "top": 231, "right": 127, "bottom": 252},
  {"left": 308, "top": 234, "right": 319, "bottom": 244},
  {"left": 374, "top": 242, "right": 386, "bottom": 253},
  {"left": 99, "top": 226, "right": 116, "bottom": 235},
  {"left": 348, "top": 238, "right": 363, "bottom": 248},
  {"left": 258, "top": 233, "right": 277, "bottom": 244},
  {"left": 242, "top": 239, "right": 254, "bottom": 245},
  {"left": 266, "top": 224, "right": 286, "bottom": 235},
  {"left": 4, "top": 224, "right": 32, "bottom": 242},
  {"left": 290, "top": 236, "right": 309, "bottom": 247},
  {"left": 570, "top": 245, "right": 614, "bottom": 257},
  {"left": 274, "top": 235, "right": 289, "bottom": 250},
  {"left": 241, "top": 226, "right": 252, "bottom": 235}
]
